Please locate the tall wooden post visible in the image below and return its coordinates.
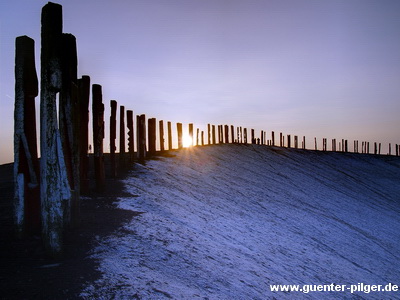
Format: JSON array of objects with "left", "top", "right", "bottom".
[
  {"left": 159, "top": 120, "right": 165, "bottom": 151},
  {"left": 14, "top": 36, "right": 40, "bottom": 236},
  {"left": 127, "top": 110, "right": 134, "bottom": 162},
  {"left": 137, "top": 114, "right": 146, "bottom": 160},
  {"left": 244, "top": 128, "right": 248, "bottom": 144},
  {"left": 119, "top": 106, "right": 125, "bottom": 168},
  {"left": 388, "top": 143, "right": 392, "bottom": 155},
  {"left": 148, "top": 118, "right": 156, "bottom": 155},
  {"left": 92, "top": 84, "right": 105, "bottom": 192},
  {"left": 207, "top": 124, "right": 211, "bottom": 145},
  {"left": 287, "top": 135, "right": 291, "bottom": 148},
  {"left": 40, "top": 3, "right": 70, "bottom": 255},
  {"left": 251, "top": 129, "right": 255, "bottom": 144},
  {"left": 280, "top": 133, "right": 283, "bottom": 147},
  {"left": 189, "top": 123, "right": 194, "bottom": 146},
  {"left": 261, "top": 131, "right": 264, "bottom": 145},
  {"left": 212, "top": 125, "right": 216, "bottom": 145},
  {"left": 110, "top": 100, "right": 117, "bottom": 178},
  {"left": 303, "top": 136, "right": 306, "bottom": 149},
  {"left": 230, "top": 125, "right": 234, "bottom": 143},
  {"left": 314, "top": 137, "right": 317, "bottom": 150},
  {"left": 225, "top": 125, "right": 229, "bottom": 144},
  {"left": 201, "top": 131, "right": 204, "bottom": 146},
  {"left": 196, "top": 128, "right": 200, "bottom": 146},
  {"left": 78, "top": 76, "right": 90, "bottom": 194},
  {"left": 167, "top": 121, "right": 172, "bottom": 150},
  {"left": 271, "top": 131, "right": 275, "bottom": 146},
  {"left": 294, "top": 136, "right": 298, "bottom": 149},
  {"left": 177, "top": 123, "right": 183, "bottom": 149}
]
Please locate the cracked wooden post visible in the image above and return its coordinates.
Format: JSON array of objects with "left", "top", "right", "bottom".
[
  {"left": 212, "top": 125, "right": 216, "bottom": 145},
  {"left": 119, "top": 105, "right": 125, "bottom": 169},
  {"left": 225, "top": 125, "right": 229, "bottom": 144},
  {"left": 189, "top": 123, "right": 194, "bottom": 146},
  {"left": 207, "top": 124, "right": 211, "bottom": 145},
  {"left": 78, "top": 75, "right": 90, "bottom": 194},
  {"left": 159, "top": 120, "right": 165, "bottom": 151},
  {"left": 40, "top": 2, "right": 71, "bottom": 255},
  {"left": 110, "top": 100, "right": 117, "bottom": 178},
  {"left": 127, "top": 110, "right": 134, "bottom": 162},
  {"left": 177, "top": 122, "right": 183, "bottom": 149},
  {"left": 148, "top": 118, "right": 156, "bottom": 156},
  {"left": 92, "top": 84, "right": 105, "bottom": 192},
  {"left": 137, "top": 114, "right": 146, "bottom": 160},
  {"left": 167, "top": 121, "right": 172, "bottom": 150},
  {"left": 59, "top": 33, "right": 79, "bottom": 228},
  {"left": 14, "top": 35, "right": 40, "bottom": 236}
]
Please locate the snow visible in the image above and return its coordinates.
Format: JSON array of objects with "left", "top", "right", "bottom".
[{"left": 81, "top": 145, "right": 400, "bottom": 299}]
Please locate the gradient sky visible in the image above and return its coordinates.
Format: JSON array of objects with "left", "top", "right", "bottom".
[{"left": 1, "top": 0, "right": 400, "bottom": 163}]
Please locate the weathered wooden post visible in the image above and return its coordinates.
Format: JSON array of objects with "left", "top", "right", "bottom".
[
  {"left": 14, "top": 35, "right": 40, "bottom": 236},
  {"left": 264, "top": 131, "right": 267, "bottom": 145},
  {"left": 127, "top": 110, "right": 134, "bottom": 162},
  {"left": 374, "top": 142, "right": 377, "bottom": 155},
  {"left": 225, "top": 125, "right": 229, "bottom": 144},
  {"left": 261, "top": 130, "right": 264, "bottom": 145},
  {"left": 244, "top": 128, "right": 248, "bottom": 144},
  {"left": 212, "top": 125, "right": 216, "bottom": 144},
  {"left": 177, "top": 123, "right": 183, "bottom": 149},
  {"left": 251, "top": 129, "right": 255, "bottom": 144},
  {"left": 159, "top": 120, "right": 165, "bottom": 151},
  {"left": 396, "top": 144, "right": 399, "bottom": 157},
  {"left": 271, "top": 131, "right": 275, "bottom": 146},
  {"left": 345, "top": 140, "right": 348, "bottom": 153},
  {"left": 167, "top": 121, "right": 172, "bottom": 150},
  {"left": 59, "top": 32, "right": 80, "bottom": 228},
  {"left": 294, "top": 136, "right": 298, "bottom": 149},
  {"left": 303, "top": 136, "right": 306, "bottom": 149},
  {"left": 110, "top": 100, "right": 117, "bottom": 178},
  {"left": 218, "top": 125, "right": 222, "bottom": 144},
  {"left": 287, "top": 135, "right": 291, "bottom": 148},
  {"left": 322, "top": 138, "right": 326, "bottom": 151},
  {"left": 388, "top": 143, "right": 392, "bottom": 155},
  {"left": 78, "top": 76, "right": 90, "bottom": 193},
  {"left": 280, "top": 133, "right": 283, "bottom": 147},
  {"left": 189, "top": 123, "right": 194, "bottom": 146},
  {"left": 379, "top": 143, "right": 381, "bottom": 155},
  {"left": 196, "top": 128, "right": 199, "bottom": 146},
  {"left": 92, "top": 84, "right": 105, "bottom": 191},
  {"left": 201, "top": 131, "right": 204, "bottom": 146},
  {"left": 207, "top": 124, "right": 211, "bottom": 145},
  {"left": 230, "top": 125, "right": 234, "bottom": 143},
  {"left": 314, "top": 137, "right": 317, "bottom": 150},
  {"left": 137, "top": 114, "right": 146, "bottom": 160},
  {"left": 119, "top": 105, "right": 125, "bottom": 168},
  {"left": 148, "top": 118, "right": 156, "bottom": 155},
  {"left": 40, "top": 2, "right": 71, "bottom": 255}
]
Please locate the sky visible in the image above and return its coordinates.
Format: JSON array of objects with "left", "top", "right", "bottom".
[{"left": 1, "top": 0, "right": 400, "bottom": 163}]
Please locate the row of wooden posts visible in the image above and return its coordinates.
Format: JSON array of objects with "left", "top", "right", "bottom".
[{"left": 13, "top": 3, "right": 399, "bottom": 256}]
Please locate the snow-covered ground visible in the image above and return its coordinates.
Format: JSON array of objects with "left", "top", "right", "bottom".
[{"left": 82, "top": 145, "right": 400, "bottom": 299}]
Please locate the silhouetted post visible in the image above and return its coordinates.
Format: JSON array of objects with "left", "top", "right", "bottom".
[
  {"left": 225, "top": 125, "right": 229, "bottom": 144},
  {"left": 110, "top": 100, "right": 117, "bottom": 178},
  {"left": 177, "top": 123, "right": 183, "bottom": 149},
  {"left": 396, "top": 144, "right": 399, "bottom": 157},
  {"left": 271, "top": 131, "right": 275, "bottom": 146},
  {"left": 127, "top": 110, "right": 134, "bottom": 162},
  {"left": 244, "top": 128, "right": 248, "bottom": 144},
  {"left": 345, "top": 140, "right": 348, "bottom": 153},
  {"left": 14, "top": 36, "right": 40, "bottom": 236},
  {"left": 314, "top": 138, "right": 317, "bottom": 150},
  {"left": 159, "top": 120, "right": 165, "bottom": 151},
  {"left": 230, "top": 125, "right": 234, "bottom": 143},
  {"left": 240, "top": 127, "right": 243, "bottom": 144},
  {"left": 287, "top": 135, "right": 291, "bottom": 148},
  {"left": 261, "top": 131, "right": 264, "bottom": 145},
  {"left": 379, "top": 143, "right": 381, "bottom": 155},
  {"left": 374, "top": 142, "right": 377, "bottom": 155},
  {"left": 219, "top": 125, "right": 223, "bottom": 144},
  {"left": 212, "top": 125, "right": 216, "bottom": 144},
  {"left": 92, "top": 84, "right": 105, "bottom": 192},
  {"left": 251, "top": 129, "right": 255, "bottom": 144},
  {"left": 137, "top": 114, "right": 146, "bottom": 160},
  {"left": 303, "top": 136, "right": 306, "bottom": 149},
  {"left": 388, "top": 143, "right": 392, "bottom": 155},
  {"left": 264, "top": 131, "right": 267, "bottom": 145},
  {"left": 148, "top": 118, "right": 156, "bottom": 155},
  {"left": 40, "top": 2, "right": 70, "bottom": 255},
  {"left": 78, "top": 76, "right": 90, "bottom": 194},
  {"left": 196, "top": 128, "right": 200, "bottom": 146},
  {"left": 294, "top": 136, "right": 298, "bottom": 149},
  {"left": 119, "top": 106, "right": 125, "bottom": 168},
  {"left": 167, "top": 121, "right": 172, "bottom": 150},
  {"left": 201, "top": 131, "right": 204, "bottom": 146},
  {"left": 236, "top": 127, "right": 240, "bottom": 143},
  {"left": 322, "top": 138, "right": 326, "bottom": 151},
  {"left": 207, "top": 124, "right": 211, "bottom": 145},
  {"left": 280, "top": 133, "right": 283, "bottom": 147},
  {"left": 189, "top": 123, "right": 194, "bottom": 146},
  {"left": 59, "top": 33, "right": 80, "bottom": 228}
]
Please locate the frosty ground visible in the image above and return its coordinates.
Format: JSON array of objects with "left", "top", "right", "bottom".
[{"left": 81, "top": 144, "right": 400, "bottom": 299}]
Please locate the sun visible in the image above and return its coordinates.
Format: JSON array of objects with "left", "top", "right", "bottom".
[{"left": 182, "top": 133, "right": 194, "bottom": 148}]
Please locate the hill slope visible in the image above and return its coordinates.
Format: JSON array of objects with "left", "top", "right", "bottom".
[{"left": 82, "top": 145, "right": 400, "bottom": 299}]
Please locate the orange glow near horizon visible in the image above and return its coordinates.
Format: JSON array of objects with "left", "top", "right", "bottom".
[{"left": 182, "top": 133, "right": 194, "bottom": 148}]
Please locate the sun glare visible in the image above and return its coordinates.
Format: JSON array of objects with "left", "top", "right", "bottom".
[{"left": 182, "top": 133, "right": 194, "bottom": 148}]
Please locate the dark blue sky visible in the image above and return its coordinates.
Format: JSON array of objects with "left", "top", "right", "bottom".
[{"left": 1, "top": 0, "right": 400, "bottom": 162}]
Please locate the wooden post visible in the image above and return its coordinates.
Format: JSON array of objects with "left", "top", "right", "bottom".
[
  {"left": 225, "top": 125, "right": 229, "bottom": 144},
  {"left": 240, "top": 127, "right": 243, "bottom": 144},
  {"left": 237, "top": 127, "right": 240, "bottom": 143},
  {"left": 167, "top": 121, "right": 172, "bottom": 150},
  {"left": 374, "top": 142, "right": 377, "bottom": 155},
  {"left": 207, "top": 124, "right": 211, "bottom": 145},
  {"left": 40, "top": 2, "right": 70, "bottom": 255},
  {"left": 314, "top": 137, "right": 317, "bottom": 150},
  {"left": 92, "top": 84, "right": 105, "bottom": 192},
  {"left": 379, "top": 143, "right": 381, "bottom": 155},
  {"left": 127, "top": 110, "right": 134, "bottom": 162},
  {"left": 287, "top": 135, "right": 291, "bottom": 148},
  {"left": 148, "top": 118, "right": 156, "bottom": 155},
  {"left": 110, "top": 100, "right": 117, "bottom": 178},
  {"left": 294, "top": 136, "right": 298, "bottom": 149},
  {"left": 345, "top": 140, "right": 348, "bottom": 153},
  {"left": 388, "top": 143, "right": 392, "bottom": 155},
  {"left": 189, "top": 123, "right": 194, "bottom": 146},
  {"left": 218, "top": 125, "right": 223, "bottom": 144},
  {"left": 201, "top": 131, "right": 204, "bottom": 146},
  {"left": 59, "top": 33, "right": 80, "bottom": 228},
  {"left": 271, "top": 131, "right": 275, "bottom": 146},
  {"left": 137, "top": 114, "right": 146, "bottom": 160},
  {"left": 280, "top": 133, "right": 283, "bottom": 147},
  {"left": 261, "top": 130, "right": 264, "bottom": 145},
  {"left": 212, "top": 125, "right": 216, "bottom": 144},
  {"left": 177, "top": 123, "right": 183, "bottom": 149},
  {"left": 230, "top": 125, "right": 234, "bottom": 143},
  {"left": 396, "top": 144, "right": 399, "bottom": 157},
  {"left": 119, "top": 105, "right": 125, "bottom": 168},
  {"left": 78, "top": 76, "right": 90, "bottom": 194},
  {"left": 303, "top": 136, "right": 306, "bottom": 149},
  {"left": 14, "top": 35, "right": 40, "bottom": 236},
  {"left": 196, "top": 128, "right": 199, "bottom": 146},
  {"left": 159, "top": 120, "right": 165, "bottom": 151},
  {"left": 244, "top": 128, "right": 248, "bottom": 144},
  {"left": 251, "top": 129, "right": 255, "bottom": 144}
]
